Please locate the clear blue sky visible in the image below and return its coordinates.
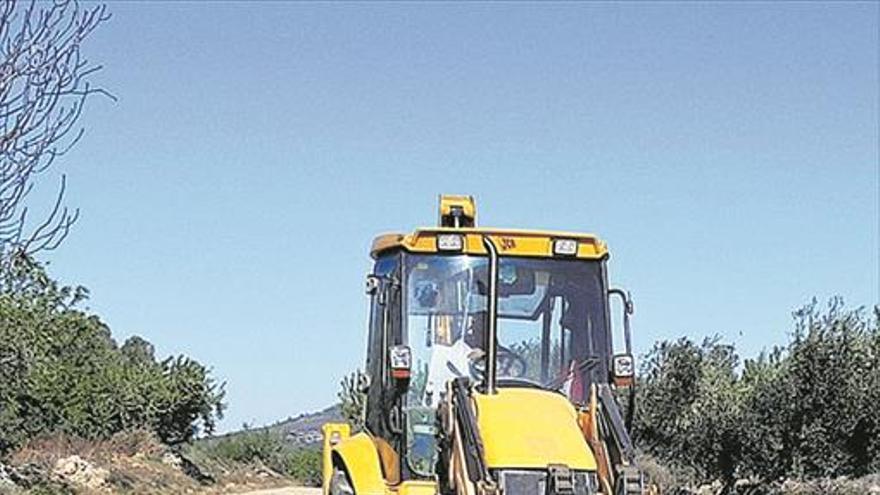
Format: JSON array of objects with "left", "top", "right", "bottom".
[{"left": 31, "top": 2, "right": 879, "bottom": 432}]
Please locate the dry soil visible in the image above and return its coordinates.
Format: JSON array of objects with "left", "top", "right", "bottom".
[{"left": 239, "top": 487, "right": 321, "bottom": 495}]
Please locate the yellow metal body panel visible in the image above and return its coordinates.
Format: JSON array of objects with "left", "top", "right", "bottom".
[
  {"left": 473, "top": 388, "right": 597, "bottom": 471},
  {"left": 371, "top": 228, "right": 608, "bottom": 260},
  {"left": 330, "top": 432, "right": 387, "bottom": 495},
  {"left": 395, "top": 480, "right": 438, "bottom": 495},
  {"left": 321, "top": 423, "right": 352, "bottom": 494},
  {"left": 438, "top": 195, "right": 476, "bottom": 225}
]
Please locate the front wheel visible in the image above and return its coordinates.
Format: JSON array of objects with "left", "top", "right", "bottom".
[{"left": 329, "top": 467, "right": 355, "bottom": 495}]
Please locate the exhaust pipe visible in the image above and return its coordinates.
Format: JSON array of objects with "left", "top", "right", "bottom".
[{"left": 482, "top": 236, "right": 499, "bottom": 395}]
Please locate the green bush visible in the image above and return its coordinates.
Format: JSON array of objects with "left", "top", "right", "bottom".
[
  {"left": 754, "top": 300, "right": 880, "bottom": 479},
  {"left": 338, "top": 372, "right": 366, "bottom": 430},
  {"left": 202, "top": 430, "right": 322, "bottom": 486},
  {"left": 208, "top": 429, "right": 284, "bottom": 465},
  {"left": 633, "top": 299, "right": 880, "bottom": 489},
  {"left": 0, "top": 257, "right": 225, "bottom": 454},
  {"left": 634, "top": 337, "right": 743, "bottom": 486},
  {"left": 278, "top": 448, "right": 321, "bottom": 487}
]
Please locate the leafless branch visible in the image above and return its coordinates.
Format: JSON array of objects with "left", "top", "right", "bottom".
[{"left": 0, "top": 0, "right": 110, "bottom": 270}]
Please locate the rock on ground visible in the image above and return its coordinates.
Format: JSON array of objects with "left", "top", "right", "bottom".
[{"left": 53, "top": 455, "right": 109, "bottom": 490}]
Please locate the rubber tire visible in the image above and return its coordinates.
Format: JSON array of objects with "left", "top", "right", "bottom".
[{"left": 329, "top": 467, "right": 355, "bottom": 495}]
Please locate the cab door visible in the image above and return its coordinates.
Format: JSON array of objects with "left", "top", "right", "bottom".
[{"left": 363, "top": 253, "right": 405, "bottom": 483}]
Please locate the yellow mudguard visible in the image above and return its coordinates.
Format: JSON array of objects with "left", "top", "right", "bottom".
[{"left": 325, "top": 429, "right": 386, "bottom": 495}]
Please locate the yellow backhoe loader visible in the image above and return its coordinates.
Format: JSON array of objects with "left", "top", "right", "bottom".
[{"left": 323, "top": 195, "right": 647, "bottom": 495}]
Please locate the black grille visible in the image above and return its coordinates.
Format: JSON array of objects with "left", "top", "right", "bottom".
[{"left": 494, "top": 469, "right": 598, "bottom": 495}]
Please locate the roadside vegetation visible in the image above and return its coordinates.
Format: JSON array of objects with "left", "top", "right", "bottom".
[
  {"left": 0, "top": 3, "right": 309, "bottom": 490},
  {"left": 0, "top": 258, "right": 250, "bottom": 493},
  {"left": 633, "top": 299, "right": 880, "bottom": 494},
  {"left": 0, "top": 258, "right": 225, "bottom": 455},
  {"left": 189, "top": 429, "right": 322, "bottom": 487},
  {"left": 0, "top": 1, "right": 251, "bottom": 492}
]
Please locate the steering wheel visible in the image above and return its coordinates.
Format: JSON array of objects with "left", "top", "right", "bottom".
[
  {"left": 465, "top": 345, "right": 529, "bottom": 380},
  {"left": 497, "top": 345, "right": 528, "bottom": 378}
]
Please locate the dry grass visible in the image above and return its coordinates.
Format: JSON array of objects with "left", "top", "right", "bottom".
[
  {"left": 10, "top": 430, "right": 164, "bottom": 469},
  {"left": 2, "top": 431, "right": 298, "bottom": 494}
]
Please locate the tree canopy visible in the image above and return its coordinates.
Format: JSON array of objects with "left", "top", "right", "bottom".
[
  {"left": 0, "top": 257, "right": 225, "bottom": 453},
  {"left": 633, "top": 299, "right": 880, "bottom": 489}
]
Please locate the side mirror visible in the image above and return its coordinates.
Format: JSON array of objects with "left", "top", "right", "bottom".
[
  {"left": 612, "top": 354, "right": 635, "bottom": 388},
  {"left": 609, "top": 288, "right": 635, "bottom": 387},
  {"left": 389, "top": 345, "right": 412, "bottom": 381}
]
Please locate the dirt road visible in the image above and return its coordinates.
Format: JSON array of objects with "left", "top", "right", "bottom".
[{"left": 239, "top": 487, "right": 321, "bottom": 495}]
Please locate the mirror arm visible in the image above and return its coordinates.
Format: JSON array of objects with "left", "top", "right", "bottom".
[
  {"left": 609, "top": 288, "right": 637, "bottom": 428},
  {"left": 608, "top": 288, "right": 633, "bottom": 355}
]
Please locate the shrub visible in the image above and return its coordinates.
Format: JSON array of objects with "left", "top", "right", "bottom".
[
  {"left": 338, "top": 372, "right": 366, "bottom": 430},
  {"left": 633, "top": 299, "right": 880, "bottom": 489},
  {"left": 208, "top": 430, "right": 283, "bottom": 465},
  {"left": 278, "top": 448, "right": 321, "bottom": 487},
  {"left": 201, "top": 430, "right": 322, "bottom": 486},
  {"left": 772, "top": 300, "right": 879, "bottom": 479},
  {"left": 0, "top": 258, "right": 225, "bottom": 454},
  {"left": 634, "top": 337, "right": 743, "bottom": 486}
]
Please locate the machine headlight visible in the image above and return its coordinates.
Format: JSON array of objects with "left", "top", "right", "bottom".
[
  {"left": 329, "top": 431, "right": 342, "bottom": 446},
  {"left": 553, "top": 238, "right": 578, "bottom": 256},
  {"left": 437, "top": 234, "right": 464, "bottom": 251}
]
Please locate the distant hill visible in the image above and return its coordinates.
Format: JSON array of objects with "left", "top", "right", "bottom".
[
  {"left": 266, "top": 404, "right": 344, "bottom": 447},
  {"left": 203, "top": 405, "right": 343, "bottom": 449}
]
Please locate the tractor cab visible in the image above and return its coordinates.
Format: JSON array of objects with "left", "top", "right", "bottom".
[{"left": 324, "top": 196, "right": 643, "bottom": 495}]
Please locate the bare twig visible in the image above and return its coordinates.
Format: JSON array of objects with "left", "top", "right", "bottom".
[{"left": 0, "top": 0, "right": 110, "bottom": 270}]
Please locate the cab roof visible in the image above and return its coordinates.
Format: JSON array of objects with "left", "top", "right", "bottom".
[{"left": 370, "top": 227, "right": 609, "bottom": 260}]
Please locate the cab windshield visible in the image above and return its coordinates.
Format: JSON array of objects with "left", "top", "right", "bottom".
[{"left": 402, "top": 253, "right": 609, "bottom": 475}]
